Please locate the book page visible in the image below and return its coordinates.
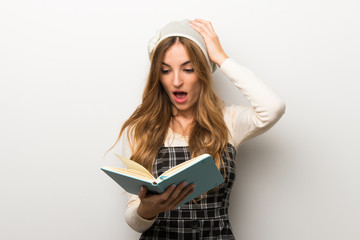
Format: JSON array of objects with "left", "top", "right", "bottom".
[
  {"left": 157, "top": 154, "right": 209, "bottom": 180},
  {"left": 114, "top": 153, "right": 154, "bottom": 179},
  {"left": 103, "top": 167, "right": 155, "bottom": 182}
]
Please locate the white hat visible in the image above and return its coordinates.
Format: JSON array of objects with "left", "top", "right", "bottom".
[{"left": 147, "top": 19, "right": 217, "bottom": 73}]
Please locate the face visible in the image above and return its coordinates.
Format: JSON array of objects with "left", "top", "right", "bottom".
[{"left": 160, "top": 42, "right": 201, "bottom": 117}]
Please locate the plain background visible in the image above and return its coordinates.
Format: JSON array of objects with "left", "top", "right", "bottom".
[{"left": 1, "top": 0, "right": 359, "bottom": 239}]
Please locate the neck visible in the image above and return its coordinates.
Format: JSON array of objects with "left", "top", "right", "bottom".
[
  {"left": 170, "top": 108, "right": 195, "bottom": 136},
  {"left": 171, "top": 106, "right": 196, "bottom": 120}
]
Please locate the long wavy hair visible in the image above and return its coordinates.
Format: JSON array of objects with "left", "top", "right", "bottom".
[{"left": 108, "top": 36, "right": 230, "bottom": 174}]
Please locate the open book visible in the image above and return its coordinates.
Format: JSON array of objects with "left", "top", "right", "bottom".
[{"left": 101, "top": 153, "right": 224, "bottom": 206}]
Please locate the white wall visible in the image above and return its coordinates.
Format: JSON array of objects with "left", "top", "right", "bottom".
[{"left": 1, "top": 0, "right": 359, "bottom": 239}]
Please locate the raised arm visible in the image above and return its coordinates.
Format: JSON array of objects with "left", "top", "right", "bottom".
[
  {"left": 190, "top": 18, "right": 285, "bottom": 147},
  {"left": 220, "top": 59, "right": 286, "bottom": 147}
]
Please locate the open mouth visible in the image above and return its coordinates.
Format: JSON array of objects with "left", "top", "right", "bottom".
[{"left": 173, "top": 91, "right": 188, "bottom": 103}]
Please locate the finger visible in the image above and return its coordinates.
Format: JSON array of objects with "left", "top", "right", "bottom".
[
  {"left": 169, "top": 183, "right": 195, "bottom": 208},
  {"left": 138, "top": 186, "right": 147, "bottom": 199},
  {"left": 176, "top": 183, "right": 195, "bottom": 202},
  {"left": 189, "top": 21, "right": 213, "bottom": 38},
  {"left": 168, "top": 181, "right": 188, "bottom": 200},
  {"left": 159, "top": 184, "right": 176, "bottom": 202},
  {"left": 193, "top": 18, "right": 212, "bottom": 27},
  {"left": 170, "top": 184, "right": 195, "bottom": 208},
  {"left": 193, "top": 18, "right": 214, "bottom": 28},
  {"left": 193, "top": 18, "right": 210, "bottom": 23},
  {"left": 191, "top": 19, "right": 216, "bottom": 35}
]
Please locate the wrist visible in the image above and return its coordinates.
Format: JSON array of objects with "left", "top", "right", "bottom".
[
  {"left": 137, "top": 204, "right": 157, "bottom": 220},
  {"left": 214, "top": 53, "right": 229, "bottom": 67}
]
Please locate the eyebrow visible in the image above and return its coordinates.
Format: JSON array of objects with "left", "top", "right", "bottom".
[{"left": 162, "top": 60, "right": 192, "bottom": 67}]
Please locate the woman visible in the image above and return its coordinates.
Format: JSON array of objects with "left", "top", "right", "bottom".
[{"left": 111, "top": 19, "right": 285, "bottom": 239}]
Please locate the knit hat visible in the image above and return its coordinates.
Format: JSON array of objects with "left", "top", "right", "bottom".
[{"left": 147, "top": 19, "right": 217, "bottom": 73}]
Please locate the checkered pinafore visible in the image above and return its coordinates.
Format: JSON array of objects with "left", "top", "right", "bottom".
[{"left": 140, "top": 143, "right": 237, "bottom": 240}]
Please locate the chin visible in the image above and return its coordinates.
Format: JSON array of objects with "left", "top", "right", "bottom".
[{"left": 174, "top": 105, "right": 195, "bottom": 114}]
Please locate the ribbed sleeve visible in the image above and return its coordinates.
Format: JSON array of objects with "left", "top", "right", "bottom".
[
  {"left": 220, "top": 58, "right": 286, "bottom": 148},
  {"left": 124, "top": 193, "right": 157, "bottom": 233}
]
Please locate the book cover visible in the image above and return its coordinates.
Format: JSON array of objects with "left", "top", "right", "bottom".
[{"left": 101, "top": 154, "right": 224, "bottom": 206}]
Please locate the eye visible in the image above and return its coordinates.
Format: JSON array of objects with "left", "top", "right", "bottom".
[
  {"left": 161, "top": 69, "right": 170, "bottom": 74},
  {"left": 184, "top": 68, "right": 194, "bottom": 73}
]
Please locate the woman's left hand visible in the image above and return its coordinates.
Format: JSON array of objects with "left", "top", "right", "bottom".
[{"left": 189, "top": 19, "right": 228, "bottom": 67}]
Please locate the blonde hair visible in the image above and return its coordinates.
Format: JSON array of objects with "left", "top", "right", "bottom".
[{"left": 108, "top": 36, "right": 230, "bottom": 174}]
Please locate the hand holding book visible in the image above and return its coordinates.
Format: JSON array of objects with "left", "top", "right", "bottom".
[
  {"left": 137, "top": 182, "right": 195, "bottom": 220},
  {"left": 101, "top": 153, "right": 224, "bottom": 207}
]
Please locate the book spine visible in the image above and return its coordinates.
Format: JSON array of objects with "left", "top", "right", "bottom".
[
  {"left": 151, "top": 181, "right": 165, "bottom": 192},
  {"left": 155, "top": 181, "right": 166, "bottom": 193}
]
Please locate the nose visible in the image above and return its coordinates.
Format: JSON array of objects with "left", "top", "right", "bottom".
[{"left": 172, "top": 70, "right": 183, "bottom": 88}]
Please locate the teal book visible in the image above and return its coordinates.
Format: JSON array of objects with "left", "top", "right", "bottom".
[{"left": 101, "top": 153, "right": 224, "bottom": 206}]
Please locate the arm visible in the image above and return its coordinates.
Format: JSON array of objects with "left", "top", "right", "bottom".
[
  {"left": 124, "top": 193, "right": 157, "bottom": 233},
  {"left": 121, "top": 133, "right": 156, "bottom": 233},
  {"left": 121, "top": 132, "right": 195, "bottom": 233},
  {"left": 190, "top": 19, "right": 285, "bottom": 147},
  {"left": 124, "top": 183, "right": 194, "bottom": 233},
  {"left": 220, "top": 58, "right": 286, "bottom": 147}
]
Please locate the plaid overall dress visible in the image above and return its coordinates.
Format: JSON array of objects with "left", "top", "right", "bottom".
[{"left": 140, "top": 143, "right": 236, "bottom": 240}]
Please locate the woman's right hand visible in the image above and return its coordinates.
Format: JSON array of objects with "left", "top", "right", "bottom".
[{"left": 136, "top": 182, "right": 195, "bottom": 220}]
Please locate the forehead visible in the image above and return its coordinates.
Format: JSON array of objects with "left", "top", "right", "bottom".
[{"left": 163, "top": 42, "right": 191, "bottom": 65}]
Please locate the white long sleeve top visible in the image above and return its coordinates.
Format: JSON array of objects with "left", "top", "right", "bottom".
[{"left": 120, "top": 58, "right": 286, "bottom": 233}]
